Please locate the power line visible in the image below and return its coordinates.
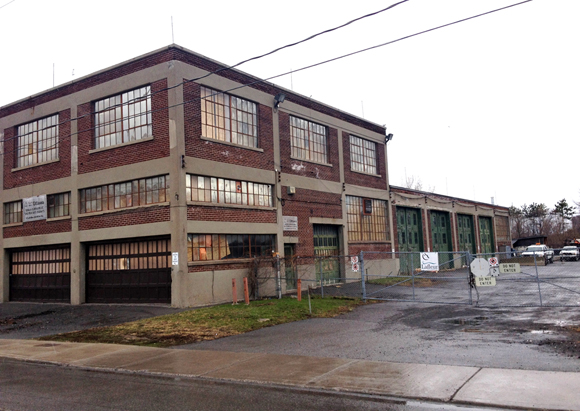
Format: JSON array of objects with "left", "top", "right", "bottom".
[
  {"left": 1, "top": 0, "right": 532, "bottom": 156},
  {"left": 0, "top": 0, "right": 16, "bottom": 9}
]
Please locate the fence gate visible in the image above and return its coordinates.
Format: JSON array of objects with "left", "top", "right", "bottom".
[{"left": 313, "top": 225, "right": 340, "bottom": 284}]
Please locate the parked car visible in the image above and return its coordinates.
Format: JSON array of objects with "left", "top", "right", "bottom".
[
  {"left": 521, "top": 244, "right": 554, "bottom": 263},
  {"left": 560, "top": 246, "right": 580, "bottom": 261}
]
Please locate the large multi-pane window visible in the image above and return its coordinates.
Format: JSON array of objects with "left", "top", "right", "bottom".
[
  {"left": 346, "top": 196, "right": 389, "bottom": 242},
  {"left": 16, "top": 114, "right": 59, "bottom": 168},
  {"left": 79, "top": 175, "right": 169, "bottom": 214},
  {"left": 350, "top": 135, "right": 377, "bottom": 175},
  {"left": 201, "top": 86, "right": 258, "bottom": 148},
  {"left": 48, "top": 193, "right": 70, "bottom": 218},
  {"left": 186, "top": 174, "right": 273, "bottom": 207},
  {"left": 4, "top": 201, "right": 22, "bottom": 224},
  {"left": 187, "top": 234, "right": 275, "bottom": 261},
  {"left": 290, "top": 116, "right": 328, "bottom": 164},
  {"left": 94, "top": 86, "right": 152, "bottom": 149}
]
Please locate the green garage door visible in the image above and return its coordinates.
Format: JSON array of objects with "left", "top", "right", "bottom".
[
  {"left": 431, "top": 211, "right": 452, "bottom": 267},
  {"left": 396, "top": 207, "right": 423, "bottom": 274},
  {"left": 479, "top": 216, "right": 494, "bottom": 255},
  {"left": 457, "top": 214, "right": 475, "bottom": 264}
]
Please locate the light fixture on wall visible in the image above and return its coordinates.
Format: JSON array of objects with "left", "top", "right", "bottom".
[
  {"left": 274, "top": 93, "right": 286, "bottom": 109},
  {"left": 385, "top": 133, "right": 394, "bottom": 143}
]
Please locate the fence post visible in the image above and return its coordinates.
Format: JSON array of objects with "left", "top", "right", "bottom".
[
  {"left": 319, "top": 256, "right": 324, "bottom": 298},
  {"left": 297, "top": 279, "right": 302, "bottom": 301},
  {"left": 243, "top": 277, "right": 250, "bottom": 305},
  {"left": 276, "top": 255, "right": 282, "bottom": 299},
  {"left": 359, "top": 250, "right": 366, "bottom": 301},
  {"left": 232, "top": 278, "right": 238, "bottom": 305},
  {"left": 533, "top": 252, "right": 543, "bottom": 306},
  {"left": 467, "top": 251, "right": 473, "bottom": 305}
]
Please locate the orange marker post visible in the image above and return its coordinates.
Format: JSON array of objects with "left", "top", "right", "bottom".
[
  {"left": 243, "top": 277, "right": 250, "bottom": 305},
  {"left": 232, "top": 278, "right": 238, "bottom": 305},
  {"left": 297, "top": 279, "right": 302, "bottom": 301}
]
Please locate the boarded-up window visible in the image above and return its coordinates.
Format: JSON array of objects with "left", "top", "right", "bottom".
[{"left": 495, "top": 215, "right": 510, "bottom": 243}]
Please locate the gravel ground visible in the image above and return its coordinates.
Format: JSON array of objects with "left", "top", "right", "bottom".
[{"left": 0, "top": 303, "right": 187, "bottom": 339}]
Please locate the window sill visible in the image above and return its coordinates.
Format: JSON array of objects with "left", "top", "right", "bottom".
[
  {"left": 3, "top": 222, "right": 23, "bottom": 228},
  {"left": 289, "top": 156, "right": 332, "bottom": 168},
  {"left": 187, "top": 201, "right": 276, "bottom": 211},
  {"left": 47, "top": 215, "right": 72, "bottom": 222},
  {"left": 78, "top": 201, "right": 170, "bottom": 218},
  {"left": 200, "top": 136, "right": 264, "bottom": 152},
  {"left": 89, "top": 136, "right": 154, "bottom": 154},
  {"left": 12, "top": 158, "right": 59, "bottom": 172},
  {"left": 188, "top": 258, "right": 254, "bottom": 267},
  {"left": 348, "top": 240, "right": 391, "bottom": 244},
  {"left": 350, "top": 169, "right": 381, "bottom": 178}
]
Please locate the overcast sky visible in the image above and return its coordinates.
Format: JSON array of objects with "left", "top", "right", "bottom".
[{"left": 1, "top": 0, "right": 577, "bottom": 211}]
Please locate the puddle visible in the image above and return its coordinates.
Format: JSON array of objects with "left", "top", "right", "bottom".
[
  {"left": 530, "top": 330, "right": 553, "bottom": 334},
  {"left": 442, "top": 316, "right": 488, "bottom": 326}
]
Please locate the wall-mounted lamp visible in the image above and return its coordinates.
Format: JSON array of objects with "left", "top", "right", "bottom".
[
  {"left": 274, "top": 93, "right": 286, "bottom": 109},
  {"left": 385, "top": 133, "right": 394, "bottom": 143}
]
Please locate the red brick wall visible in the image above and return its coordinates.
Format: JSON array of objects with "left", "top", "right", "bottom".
[
  {"left": 78, "top": 205, "right": 170, "bottom": 231},
  {"left": 3, "top": 219, "right": 72, "bottom": 239},
  {"left": 3, "top": 109, "right": 71, "bottom": 189},
  {"left": 188, "top": 262, "right": 251, "bottom": 273},
  {"left": 281, "top": 187, "right": 342, "bottom": 256},
  {"left": 348, "top": 243, "right": 391, "bottom": 256},
  {"left": 183, "top": 82, "right": 275, "bottom": 170},
  {"left": 77, "top": 79, "right": 169, "bottom": 174},
  {"left": 343, "top": 131, "right": 387, "bottom": 189},
  {"left": 278, "top": 112, "right": 340, "bottom": 182},
  {"left": 187, "top": 205, "right": 276, "bottom": 224}
]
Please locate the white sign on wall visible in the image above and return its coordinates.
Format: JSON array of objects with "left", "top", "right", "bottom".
[
  {"left": 421, "top": 252, "right": 439, "bottom": 272},
  {"left": 172, "top": 252, "right": 179, "bottom": 266},
  {"left": 283, "top": 216, "right": 298, "bottom": 231},
  {"left": 22, "top": 195, "right": 47, "bottom": 222}
]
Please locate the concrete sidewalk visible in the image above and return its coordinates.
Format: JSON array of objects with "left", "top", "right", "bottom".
[{"left": 1, "top": 339, "right": 579, "bottom": 410}]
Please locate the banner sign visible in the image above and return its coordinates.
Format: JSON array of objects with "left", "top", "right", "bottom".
[{"left": 22, "top": 195, "right": 47, "bottom": 222}]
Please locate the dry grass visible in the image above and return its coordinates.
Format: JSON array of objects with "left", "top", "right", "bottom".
[{"left": 38, "top": 297, "right": 362, "bottom": 347}]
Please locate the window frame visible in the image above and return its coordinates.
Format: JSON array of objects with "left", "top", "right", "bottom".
[
  {"left": 16, "top": 114, "right": 59, "bottom": 168},
  {"left": 186, "top": 174, "right": 273, "bottom": 208},
  {"left": 187, "top": 234, "right": 276, "bottom": 262},
  {"left": 93, "top": 85, "right": 152, "bottom": 150},
  {"left": 346, "top": 196, "right": 390, "bottom": 242},
  {"left": 79, "top": 175, "right": 169, "bottom": 214},
  {"left": 3, "top": 200, "right": 23, "bottom": 225},
  {"left": 289, "top": 116, "right": 329, "bottom": 164},
  {"left": 200, "top": 86, "right": 259, "bottom": 149},
  {"left": 349, "top": 135, "right": 378, "bottom": 175},
  {"left": 47, "top": 192, "right": 71, "bottom": 219}
]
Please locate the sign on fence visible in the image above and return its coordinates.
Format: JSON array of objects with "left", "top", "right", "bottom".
[
  {"left": 420, "top": 252, "right": 439, "bottom": 271},
  {"left": 499, "top": 263, "right": 521, "bottom": 274},
  {"left": 475, "top": 276, "right": 496, "bottom": 287}
]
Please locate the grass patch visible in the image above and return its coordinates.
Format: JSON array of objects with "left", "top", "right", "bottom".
[
  {"left": 37, "top": 297, "right": 362, "bottom": 348},
  {"left": 368, "top": 276, "right": 436, "bottom": 287}
]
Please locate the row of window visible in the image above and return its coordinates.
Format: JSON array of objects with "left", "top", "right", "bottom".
[{"left": 14, "top": 85, "right": 380, "bottom": 175}]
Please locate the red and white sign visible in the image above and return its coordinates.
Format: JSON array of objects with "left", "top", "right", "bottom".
[{"left": 488, "top": 257, "right": 499, "bottom": 267}]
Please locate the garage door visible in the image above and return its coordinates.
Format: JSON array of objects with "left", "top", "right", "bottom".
[
  {"left": 396, "top": 207, "right": 423, "bottom": 274},
  {"left": 431, "top": 211, "right": 452, "bottom": 266},
  {"left": 479, "top": 216, "right": 494, "bottom": 254},
  {"left": 86, "top": 237, "right": 171, "bottom": 304},
  {"left": 10, "top": 245, "right": 71, "bottom": 302}
]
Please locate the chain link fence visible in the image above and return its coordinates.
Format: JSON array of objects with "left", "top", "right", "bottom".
[{"left": 248, "top": 248, "right": 580, "bottom": 307}]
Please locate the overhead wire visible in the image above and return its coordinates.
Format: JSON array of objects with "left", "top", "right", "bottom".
[{"left": 1, "top": 0, "right": 532, "bottom": 157}]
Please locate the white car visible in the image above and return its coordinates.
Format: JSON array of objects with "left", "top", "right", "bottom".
[
  {"left": 560, "top": 246, "right": 580, "bottom": 261},
  {"left": 522, "top": 245, "right": 554, "bottom": 263}
]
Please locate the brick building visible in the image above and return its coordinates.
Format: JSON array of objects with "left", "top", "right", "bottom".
[{"left": 0, "top": 44, "right": 510, "bottom": 307}]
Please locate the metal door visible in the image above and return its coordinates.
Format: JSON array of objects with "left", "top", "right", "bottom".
[
  {"left": 431, "top": 211, "right": 452, "bottom": 267},
  {"left": 86, "top": 237, "right": 171, "bottom": 303},
  {"left": 457, "top": 214, "right": 475, "bottom": 264},
  {"left": 479, "top": 216, "right": 494, "bottom": 254},
  {"left": 9, "top": 245, "right": 71, "bottom": 302},
  {"left": 284, "top": 244, "right": 297, "bottom": 289},
  {"left": 313, "top": 225, "right": 340, "bottom": 284},
  {"left": 396, "top": 207, "right": 423, "bottom": 274}
]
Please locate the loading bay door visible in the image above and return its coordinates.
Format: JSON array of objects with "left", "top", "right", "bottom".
[
  {"left": 396, "top": 207, "right": 423, "bottom": 274},
  {"left": 86, "top": 237, "right": 171, "bottom": 304}
]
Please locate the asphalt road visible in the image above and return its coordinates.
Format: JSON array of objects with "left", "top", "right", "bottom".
[
  {"left": 181, "top": 301, "right": 580, "bottom": 372},
  {"left": 0, "top": 358, "right": 508, "bottom": 411}
]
